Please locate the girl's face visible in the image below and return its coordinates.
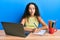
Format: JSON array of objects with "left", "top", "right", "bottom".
[{"left": 28, "top": 4, "right": 35, "bottom": 16}]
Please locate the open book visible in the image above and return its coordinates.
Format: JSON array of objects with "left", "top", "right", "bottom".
[{"left": 33, "top": 30, "right": 47, "bottom": 36}]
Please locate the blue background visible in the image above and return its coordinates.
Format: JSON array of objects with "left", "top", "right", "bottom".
[{"left": 0, "top": 0, "right": 60, "bottom": 30}]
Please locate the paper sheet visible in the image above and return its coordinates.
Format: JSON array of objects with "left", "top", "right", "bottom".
[{"left": 33, "top": 30, "right": 46, "bottom": 35}]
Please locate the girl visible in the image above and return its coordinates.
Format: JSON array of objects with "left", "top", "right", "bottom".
[{"left": 20, "top": 2, "right": 48, "bottom": 33}]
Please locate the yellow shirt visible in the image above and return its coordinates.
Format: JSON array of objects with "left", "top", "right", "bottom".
[{"left": 25, "top": 16, "right": 39, "bottom": 29}]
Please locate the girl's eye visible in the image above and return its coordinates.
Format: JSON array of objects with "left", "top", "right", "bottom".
[
  {"left": 33, "top": 8, "right": 35, "bottom": 9},
  {"left": 29, "top": 8, "right": 35, "bottom": 10}
]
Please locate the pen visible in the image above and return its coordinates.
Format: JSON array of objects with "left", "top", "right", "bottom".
[{"left": 33, "top": 23, "right": 38, "bottom": 28}]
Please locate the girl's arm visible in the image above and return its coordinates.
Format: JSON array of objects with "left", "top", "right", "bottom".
[
  {"left": 20, "top": 18, "right": 26, "bottom": 26},
  {"left": 34, "top": 16, "right": 48, "bottom": 33},
  {"left": 38, "top": 16, "right": 48, "bottom": 30},
  {"left": 20, "top": 18, "right": 34, "bottom": 32}
]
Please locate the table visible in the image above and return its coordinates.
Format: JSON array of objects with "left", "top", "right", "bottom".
[{"left": 0, "top": 30, "right": 60, "bottom": 40}]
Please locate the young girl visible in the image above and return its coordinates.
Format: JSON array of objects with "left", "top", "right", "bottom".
[{"left": 20, "top": 2, "right": 48, "bottom": 33}]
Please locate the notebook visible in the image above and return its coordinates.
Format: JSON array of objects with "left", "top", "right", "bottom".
[{"left": 33, "top": 30, "right": 47, "bottom": 36}]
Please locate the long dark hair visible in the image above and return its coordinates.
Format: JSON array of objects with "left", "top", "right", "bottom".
[{"left": 21, "top": 2, "right": 40, "bottom": 22}]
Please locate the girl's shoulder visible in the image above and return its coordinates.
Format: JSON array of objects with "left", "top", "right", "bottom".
[
  {"left": 21, "top": 18, "right": 27, "bottom": 21},
  {"left": 24, "top": 17, "right": 27, "bottom": 19},
  {"left": 37, "top": 16, "right": 41, "bottom": 19},
  {"left": 37, "top": 16, "right": 42, "bottom": 21}
]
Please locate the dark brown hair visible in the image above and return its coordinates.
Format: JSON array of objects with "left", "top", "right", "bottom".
[{"left": 21, "top": 2, "right": 40, "bottom": 22}]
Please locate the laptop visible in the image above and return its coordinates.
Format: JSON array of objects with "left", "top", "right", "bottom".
[{"left": 1, "top": 22, "right": 29, "bottom": 37}]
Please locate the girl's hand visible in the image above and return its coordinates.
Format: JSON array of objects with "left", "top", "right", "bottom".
[{"left": 34, "top": 28, "right": 41, "bottom": 33}]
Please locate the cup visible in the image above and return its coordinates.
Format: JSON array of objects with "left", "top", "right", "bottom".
[
  {"left": 48, "top": 20, "right": 57, "bottom": 34},
  {"left": 49, "top": 28, "right": 57, "bottom": 34}
]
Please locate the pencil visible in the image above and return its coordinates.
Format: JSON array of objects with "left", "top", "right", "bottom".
[{"left": 33, "top": 23, "right": 38, "bottom": 28}]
